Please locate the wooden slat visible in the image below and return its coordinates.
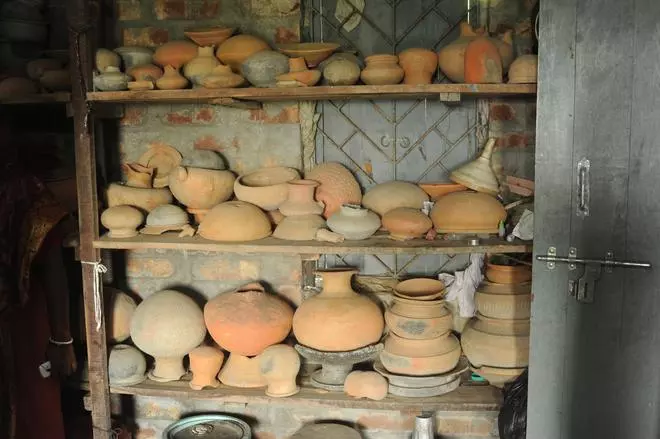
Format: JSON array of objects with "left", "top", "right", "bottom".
[{"left": 0, "top": 92, "right": 71, "bottom": 105}]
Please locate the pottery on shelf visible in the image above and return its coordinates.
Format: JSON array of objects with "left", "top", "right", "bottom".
[
  {"left": 0, "top": 77, "right": 37, "bottom": 98},
  {"left": 93, "top": 67, "right": 130, "bottom": 91},
  {"left": 105, "top": 287, "right": 137, "bottom": 343},
  {"left": 418, "top": 182, "right": 467, "bottom": 200},
  {"left": 326, "top": 204, "right": 380, "bottom": 240},
  {"left": 218, "top": 353, "right": 268, "bottom": 388},
  {"left": 153, "top": 41, "right": 198, "bottom": 69},
  {"left": 184, "top": 26, "right": 234, "bottom": 47},
  {"left": 273, "top": 214, "right": 326, "bottom": 241},
  {"left": 234, "top": 166, "right": 300, "bottom": 211},
  {"left": 137, "top": 143, "right": 183, "bottom": 188},
  {"left": 122, "top": 163, "right": 154, "bottom": 188},
  {"left": 39, "top": 69, "right": 71, "bottom": 91},
  {"left": 130, "top": 290, "right": 206, "bottom": 382},
  {"left": 291, "top": 424, "right": 362, "bottom": 439},
  {"left": 127, "top": 81, "right": 154, "bottom": 91},
  {"left": 508, "top": 55, "right": 538, "bottom": 84},
  {"left": 259, "top": 344, "right": 301, "bottom": 397},
  {"left": 27, "top": 58, "right": 62, "bottom": 80},
  {"left": 168, "top": 166, "right": 235, "bottom": 222},
  {"left": 242, "top": 51, "right": 289, "bottom": 88},
  {"left": 430, "top": 191, "right": 506, "bottom": 234},
  {"left": 384, "top": 332, "right": 458, "bottom": 358},
  {"left": 127, "top": 64, "right": 163, "bottom": 82},
  {"left": 398, "top": 48, "right": 438, "bottom": 85},
  {"left": 380, "top": 333, "right": 461, "bottom": 376},
  {"left": 475, "top": 291, "right": 531, "bottom": 320},
  {"left": 461, "top": 314, "right": 530, "bottom": 368},
  {"left": 464, "top": 38, "right": 503, "bottom": 84},
  {"left": 293, "top": 269, "right": 384, "bottom": 352},
  {"left": 155, "top": 65, "right": 189, "bottom": 90},
  {"left": 95, "top": 49, "right": 120, "bottom": 73},
  {"left": 276, "top": 57, "right": 321, "bottom": 87},
  {"left": 277, "top": 42, "right": 339, "bottom": 67},
  {"left": 216, "top": 35, "right": 270, "bottom": 73},
  {"left": 106, "top": 183, "right": 173, "bottom": 212},
  {"left": 385, "top": 306, "right": 452, "bottom": 340},
  {"left": 323, "top": 59, "right": 361, "bottom": 85},
  {"left": 267, "top": 210, "right": 285, "bottom": 226},
  {"left": 362, "top": 181, "right": 429, "bottom": 217},
  {"left": 202, "top": 65, "right": 246, "bottom": 89},
  {"left": 478, "top": 280, "right": 532, "bottom": 296},
  {"left": 279, "top": 180, "right": 324, "bottom": 216},
  {"left": 390, "top": 296, "right": 446, "bottom": 319},
  {"left": 101, "top": 205, "right": 143, "bottom": 238},
  {"left": 108, "top": 344, "right": 147, "bottom": 386},
  {"left": 305, "top": 162, "right": 362, "bottom": 218},
  {"left": 114, "top": 46, "right": 153, "bottom": 69},
  {"left": 382, "top": 207, "right": 432, "bottom": 241},
  {"left": 360, "top": 54, "right": 404, "bottom": 85},
  {"left": 140, "top": 204, "right": 194, "bottom": 237},
  {"left": 486, "top": 261, "right": 533, "bottom": 284},
  {"left": 189, "top": 346, "right": 225, "bottom": 390},
  {"left": 344, "top": 371, "right": 388, "bottom": 401},
  {"left": 183, "top": 46, "right": 220, "bottom": 86},
  {"left": 394, "top": 278, "right": 445, "bottom": 301},
  {"left": 471, "top": 365, "right": 525, "bottom": 388},
  {"left": 198, "top": 201, "right": 272, "bottom": 242}
]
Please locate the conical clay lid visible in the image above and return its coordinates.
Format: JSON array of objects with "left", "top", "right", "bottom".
[{"left": 450, "top": 138, "right": 499, "bottom": 195}]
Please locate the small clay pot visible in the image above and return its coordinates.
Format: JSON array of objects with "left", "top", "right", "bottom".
[
  {"left": 382, "top": 207, "right": 432, "bottom": 241},
  {"left": 183, "top": 46, "right": 220, "bottom": 86},
  {"left": 122, "top": 163, "right": 154, "bottom": 188},
  {"left": 380, "top": 334, "right": 460, "bottom": 376},
  {"left": 106, "top": 183, "right": 173, "bottom": 212},
  {"left": 362, "top": 181, "right": 429, "bottom": 217},
  {"left": 242, "top": 51, "right": 290, "bottom": 88},
  {"left": 360, "top": 54, "right": 404, "bottom": 85},
  {"left": 384, "top": 332, "right": 457, "bottom": 358},
  {"left": 305, "top": 162, "right": 362, "bottom": 218},
  {"left": 508, "top": 55, "right": 538, "bottom": 84},
  {"left": 189, "top": 346, "right": 225, "bottom": 390},
  {"left": 93, "top": 67, "right": 130, "bottom": 91},
  {"left": 127, "top": 64, "right": 163, "bottom": 81},
  {"left": 398, "top": 48, "right": 438, "bottom": 85},
  {"left": 202, "top": 65, "right": 246, "bottom": 89},
  {"left": 259, "top": 344, "right": 301, "bottom": 397},
  {"left": 114, "top": 46, "right": 153, "bottom": 69},
  {"left": 216, "top": 35, "right": 270, "bottom": 73},
  {"left": 234, "top": 166, "right": 300, "bottom": 211},
  {"left": 344, "top": 371, "right": 387, "bottom": 400},
  {"left": 218, "top": 353, "right": 268, "bottom": 388},
  {"left": 390, "top": 296, "right": 446, "bottom": 319},
  {"left": 394, "top": 278, "right": 445, "bottom": 301},
  {"left": 323, "top": 59, "right": 360, "bottom": 85},
  {"left": 279, "top": 180, "right": 324, "bottom": 216},
  {"left": 156, "top": 65, "right": 189, "bottom": 90},
  {"left": 384, "top": 307, "right": 452, "bottom": 340},
  {"left": 108, "top": 344, "right": 146, "bottom": 386},
  {"left": 198, "top": 201, "right": 272, "bottom": 242},
  {"left": 326, "top": 204, "right": 380, "bottom": 240},
  {"left": 101, "top": 205, "right": 143, "bottom": 238},
  {"left": 276, "top": 57, "right": 321, "bottom": 87},
  {"left": 485, "top": 262, "right": 532, "bottom": 284},
  {"left": 475, "top": 292, "right": 531, "bottom": 320},
  {"left": 464, "top": 38, "right": 503, "bottom": 84},
  {"left": 153, "top": 41, "right": 198, "bottom": 69}
]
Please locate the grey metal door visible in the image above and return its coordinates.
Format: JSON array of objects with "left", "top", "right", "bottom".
[{"left": 528, "top": 0, "right": 660, "bottom": 438}]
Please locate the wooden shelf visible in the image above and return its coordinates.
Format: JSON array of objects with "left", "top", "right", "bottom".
[
  {"left": 93, "top": 233, "right": 532, "bottom": 255},
  {"left": 0, "top": 92, "right": 71, "bottom": 105},
  {"left": 87, "top": 84, "right": 536, "bottom": 104}
]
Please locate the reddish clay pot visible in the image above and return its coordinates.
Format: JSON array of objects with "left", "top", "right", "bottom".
[
  {"left": 276, "top": 57, "right": 321, "bottom": 86},
  {"left": 360, "top": 54, "right": 404, "bottom": 85},
  {"left": 189, "top": 346, "right": 225, "bottom": 390},
  {"left": 485, "top": 262, "right": 532, "bottom": 284},
  {"left": 362, "top": 181, "right": 429, "bottom": 217},
  {"left": 464, "top": 38, "right": 503, "bottom": 84},
  {"left": 305, "top": 162, "right": 362, "bottom": 218},
  {"left": 216, "top": 35, "right": 270, "bottom": 72},
  {"left": 393, "top": 278, "right": 446, "bottom": 301},
  {"left": 398, "top": 48, "right": 438, "bottom": 85},
  {"left": 153, "top": 41, "right": 198, "bottom": 69},
  {"left": 385, "top": 307, "right": 452, "bottom": 340},
  {"left": 382, "top": 207, "right": 432, "bottom": 241},
  {"left": 218, "top": 353, "right": 267, "bottom": 388},
  {"left": 344, "top": 371, "right": 388, "bottom": 400},
  {"left": 198, "top": 201, "right": 272, "bottom": 242},
  {"left": 279, "top": 180, "right": 324, "bottom": 216},
  {"left": 259, "top": 344, "right": 301, "bottom": 397},
  {"left": 127, "top": 64, "right": 163, "bottom": 82}
]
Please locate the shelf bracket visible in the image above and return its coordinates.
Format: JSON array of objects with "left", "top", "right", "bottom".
[{"left": 439, "top": 92, "right": 461, "bottom": 103}]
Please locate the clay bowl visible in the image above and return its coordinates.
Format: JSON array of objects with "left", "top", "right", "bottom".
[
  {"left": 384, "top": 332, "right": 457, "bottom": 358},
  {"left": 380, "top": 334, "right": 460, "bottom": 376},
  {"left": 390, "top": 296, "right": 446, "bottom": 319},
  {"left": 394, "top": 278, "right": 446, "bottom": 301},
  {"left": 418, "top": 182, "right": 467, "bottom": 200},
  {"left": 384, "top": 307, "right": 452, "bottom": 340},
  {"left": 475, "top": 291, "right": 531, "bottom": 320},
  {"left": 277, "top": 43, "right": 340, "bottom": 67},
  {"left": 470, "top": 364, "right": 525, "bottom": 388},
  {"left": 485, "top": 262, "right": 532, "bottom": 284},
  {"left": 184, "top": 26, "right": 234, "bottom": 47},
  {"left": 477, "top": 281, "right": 532, "bottom": 295},
  {"left": 233, "top": 166, "right": 300, "bottom": 211}
]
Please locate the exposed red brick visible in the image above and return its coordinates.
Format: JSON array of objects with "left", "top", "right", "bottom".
[
  {"left": 275, "top": 26, "right": 300, "bottom": 43},
  {"left": 120, "top": 106, "right": 145, "bottom": 126},
  {"left": 194, "top": 259, "right": 260, "bottom": 281},
  {"left": 195, "top": 107, "right": 215, "bottom": 122},
  {"left": 122, "top": 27, "right": 169, "bottom": 47},
  {"left": 250, "top": 0, "right": 300, "bottom": 16},
  {"left": 126, "top": 258, "right": 175, "bottom": 278},
  {"left": 166, "top": 112, "right": 192, "bottom": 125},
  {"left": 249, "top": 106, "right": 300, "bottom": 124},
  {"left": 490, "top": 103, "right": 515, "bottom": 121},
  {"left": 357, "top": 414, "right": 415, "bottom": 431},
  {"left": 194, "top": 135, "right": 221, "bottom": 151},
  {"left": 117, "top": 0, "right": 141, "bottom": 20},
  {"left": 165, "top": 107, "right": 215, "bottom": 125},
  {"left": 154, "top": 0, "right": 220, "bottom": 20}
]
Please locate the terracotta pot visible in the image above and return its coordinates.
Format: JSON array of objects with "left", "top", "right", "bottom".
[
  {"left": 137, "top": 143, "right": 183, "bottom": 188},
  {"left": 279, "top": 180, "right": 324, "bottom": 216},
  {"left": 122, "top": 163, "right": 153, "bottom": 188},
  {"left": 184, "top": 26, "right": 234, "bottom": 47},
  {"left": 0, "top": 77, "right": 37, "bottom": 98},
  {"left": 461, "top": 315, "right": 530, "bottom": 368},
  {"left": 108, "top": 344, "right": 146, "bottom": 386},
  {"left": 94, "top": 49, "right": 120, "bottom": 73},
  {"left": 189, "top": 346, "right": 225, "bottom": 390},
  {"left": 153, "top": 41, "right": 198, "bottom": 69},
  {"left": 384, "top": 332, "right": 457, "bottom": 358},
  {"left": 140, "top": 204, "right": 192, "bottom": 236},
  {"left": 277, "top": 42, "right": 339, "bottom": 67},
  {"left": 101, "top": 205, "right": 144, "bottom": 238},
  {"left": 305, "top": 162, "right": 362, "bottom": 218},
  {"left": 183, "top": 46, "right": 220, "bottom": 86},
  {"left": 216, "top": 35, "right": 271, "bottom": 73},
  {"left": 93, "top": 67, "right": 130, "bottom": 91},
  {"left": 259, "top": 344, "right": 301, "bottom": 397},
  {"left": 276, "top": 57, "right": 321, "bottom": 87},
  {"left": 105, "top": 287, "right": 137, "bottom": 343},
  {"left": 156, "top": 65, "right": 189, "bottom": 90},
  {"left": 394, "top": 278, "right": 445, "bottom": 301},
  {"left": 362, "top": 181, "right": 429, "bottom": 217},
  {"left": 398, "top": 48, "right": 438, "bottom": 85},
  {"left": 168, "top": 166, "right": 235, "bottom": 221},
  {"left": 473, "top": 313, "right": 530, "bottom": 335},
  {"left": 242, "top": 51, "right": 289, "bottom": 88},
  {"left": 273, "top": 214, "right": 325, "bottom": 241},
  {"left": 508, "top": 55, "right": 538, "bottom": 84},
  {"left": 475, "top": 292, "right": 531, "bottom": 320},
  {"left": 293, "top": 269, "right": 384, "bottom": 352},
  {"left": 267, "top": 210, "right": 285, "bottom": 226},
  {"left": 380, "top": 334, "right": 460, "bottom": 375},
  {"left": 198, "top": 201, "right": 272, "bottom": 242},
  {"left": 27, "top": 58, "right": 63, "bottom": 80},
  {"left": 471, "top": 365, "right": 525, "bottom": 388},
  {"left": 450, "top": 138, "right": 499, "bottom": 195},
  {"left": 39, "top": 69, "right": 71, "bottom": 91},
  {"left": 430, "top": 191, "right": 506, "bottom": 234},
  {"left": 234, "top": 166, "right": 300, "bottom": 211},
  {"left": 478, "top": 281, "right": 532, "bottom": 295},
  {"left": 205, "top": 282, "right": 293, "bottom": 356},
  {"left": 218, "top": 353, "right": 267, "bottom": 388},
  {"left": 128, "top": 80, "right": 155, "bottom": 91},
  {"left": 382, "top": 207, "right": 432, "bottom": 241},
  {"left": 291, "top": 425, "right": 361, "bottom": 439},
  {"left": 464, "top": 38, "right": 503, "bottom": 84},
  {"left": 130, "top": 290, "right": 206, "bottom": 382},
  {"left": 326, "top": 204, "right": 380, "bottom": 240},
  {"left": 390, "top": 296, "right": 446, "bottom": 319},
  {"left": 344, "top": 371, "right": 387, "bottom": 401},
  {"left": 323, "top": 59, "right": 360, "bottom": 85},
  {"left": 486, "top": 262, "right": 532, "bottom": 284},
  {"left": 114, "top": 46, "right": 153, "bottom": 69},
  {"left": 127, "top": 64, "right": 163, "bottom": 82},
  {"left": 202, "top": 65, "right": 246, "bottom": 89},
  {"left": 106, "top": 183, "right": 173, "bottom": 212},
  {"left": 384, "top": 307, "right": 452, "bottom": 340},
  {"left": 418, "top": 182, "right": 467, "bottom": 200},
  {"left": 360, "top": 54, "right": 403, "bottom": 85}
]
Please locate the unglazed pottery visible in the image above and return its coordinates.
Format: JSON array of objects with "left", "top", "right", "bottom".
[
  {"left": 95, "top": 49, "right": 120, "bottom": 74},
  {"left": 242, "top": 50, "right": 289, "bottom": 88},
  {"left": 418, "top": 182, "right": 467, "bottom": 200},
  {"left": 380, "top": 334, "right": 460, "bottom": 376},
  {"left": 461, "top": 314, "right": 530, "bottom": 368},
  {"left": 293, "top": 269, "right": 384, "bottom": 352},
  {"left": 273, "top": 214, "right": 326, "bottom": 241},
  {"left": 130, "top": 290, "right": 206, "bottom": 382},
  {"left": 279, "top": 180, "right": 324, "bottom": 216},
  {"left": 464, "top": 38, "right": 503, "bottom": 84},
  {"left": 475, "top": 291, "right": 531, "bottom": 320},
  {"left": 184, "top": 26, "right": 234, "bottom": 47},
  {"left": 344, "top": 371, "right": 387, "bottom": 401},
  {"left": 128, "top": 63, "right": 163, "bottom": 81},
  {"left": 137, "top": 143, "right": 183, "bottom": 188},
  {"left": 305, "top": 162, "right": 361, "bottom": 218},
  {"left": 360, "top": 54, "right": 404, "bottom": 85},
  {"left": 216, "top": 35, "right": 270, "bottom": 72},
  {"left": 390, "top": 296, "right": 446, "bottom": 319},
  {"left": 27, "top": 58, "right": 62, "bottom": 80},
  {"left": 122, "top": 163, "right": 153, "bottom": 188},
  {"left": 398, "top": 48, "right": 438, "bottom": 85},
  {"left": 508, "top": 54, "right": 538, "bottom": 84},
  {"left": 127, "top": 81, "right": 154, "bottom": 91},
  {"left": 114, "top": 46, "right": 153, "bottom": 69},
  {"left": 323, "top": 59, "right": 360, "bottom": 85},
  {"left": 39, "top": 69, "right": 71, "bottom": 91},
  {"left": 93, "top": 67, "right": 130, "bottom": 91},
  {"left": 385, "top": 307, "right": 452, "bottom": 340},
  {"left": 486, "top": 261, "right": 533, "bottom": 284},
  {"left": 153, "top": 41, "right": 198, "bottom": 68},
  {"left": 394, "top": 278, "right": 445, "bottom": 301},
  {"left": 105, "top": 287, "right": 137, "bottom": 343},
  {"left": 198, "top": 201, "right": 272, "bottom": 242},
  {"left": 156, "top": 65, "right": 189, "bottom": 90},
  {"left": 291, "top": 424, "right": 362, "bottom": 439},
  {"left": 183, "top": 46, "right": 220, "bottom": 86},
  {"left": 0, "top": 77, "right": 37, "bottom": 98},
  {"left": 140, "top": 204, "right": 194, "bottom": 236},
  {"left": 189, "top": 346, "right": 225, "bottom": 390},
  {"left": 202, "top": 65, "right": 245, "bottom": 88},
  {"left": 384, "top": 332, "right": 457, "bottom": 358},
  {"left": 218, "top": 353, "right": 268, "bottom": 388},
  {"left": 108, "top": 344, "right": 146, "bottom": 386},
  {"left": 478, "top": 281, "right": 532, "bottom": 296},
  {"left": 234, "top": 166, "right": 300, "bottom": 211},
  {"left": 326, "top": 204, "right": 380, "bottom": 240},
  {"left": 259, "top": 344, "right": 301, "bottom": 397},
  {"left": 430, "top": 191, "right": 506, "bottom": 234},
  {"left": 277, "top": 42, "right": 339, "bottom": 67},
  {"left": 362, "top": 181, "right": 429, "bottom": 217},
  {"left": 382, "top": 207, "right": 432, "bottom": 240},
  {"left": 471, "top": 365, "right": 525, "bottom": 388},
  {"left": 101, "top": 205, "right": 143, "bottom": 238},
  {"left": 168, "top": 166, "right": 235, "bottom": 221},
  {"left": 450, "top": 138, "right": 499, "bottom": 194},
  {"left": 276, "top": 57, "right": 321, "bottom": 87},
  {"left": 106, "top": 183, "right": 173, "bottom": 212}
]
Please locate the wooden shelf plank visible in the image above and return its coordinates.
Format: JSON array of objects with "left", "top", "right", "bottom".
[
  {"left": 0, "top": 92, "right": 71, "bottom": 104},
  {"left": 87, "top": 84, "right": 536, "bottom": 104},
  {"left": 93, "top": 233, "right": 532, "bottom": 255}
]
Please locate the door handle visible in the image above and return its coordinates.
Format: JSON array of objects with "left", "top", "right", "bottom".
[{"left": 536, "top": 255, "right": 651, "bottom": 269}]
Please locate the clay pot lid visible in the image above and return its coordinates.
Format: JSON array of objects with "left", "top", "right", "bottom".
[
  {"left": 163, "top": 414, "right": 251, "bottom": 439},
  {"left": 277, "top": 43, "right": 340, "bottom": 67},
  {"left": 394, "top": 278, "right": 446, "bottom": 301},
  {"left": 137, "top": 143, "right": 183, "bottom": 188},
  {"left": 184, "top": 26, "right": 234, "bottom": 46}
]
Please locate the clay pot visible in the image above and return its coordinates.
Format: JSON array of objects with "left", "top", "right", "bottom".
[
  {"left": 93, "top": 67, "right": 130, "bottom": 91},
  {"left": 291, "top": 424, "right": 361, "bottom": 439},
  {"left": 464, "top": 38, "right": 503, "bottom": 84},
  {"left": 95, "top": 50, "right": 120, "bottom": 74},
  {"left": 122, "top": 163, "right": 154, "bottom": 188},
  {"left": 156, "top": 65, "right": 189, "bottom": 90},
  {"left": 293, "top": 269, "right": 384, "bottom": 352},
  {"left": 0, "top": 77, "right": 37, "bottom": 98},
  {"left": 108, "top": 344, "right": 146, "bottom": 386},
  {"left": 279, "top": 180, "right": 324, "bottom": 216},
  {"left": 127, "top": 64, "right": 163, "bottom": 82},
  {"left": 430, "top": 191, "right": 506, "bottom": 234},
  {"left": 204, "top": 282, "right": 293, "bottom": 356},
  {"left": 242, "top": 51, "right": 289, "bottom": 88},
  {"left": 198, "top": 201, "right": 272, "bottom": 242},
  {"left": 398, "top": 48, "right": 438, "bottom": 85},
  {"left": 471, "top": 365, "right": 525, "bottom": 388},
  {"left": 305, "top": 162, "right": 362, "bottom": 218},
  {"left": 382, "top": 207, "right": 432, "bottom": 241},
  {"left": 189, "top": 346, "right": 225, "bottom": 390},
  {"left": 362, "top": 181, "right": 429, "bottom": 217},
  {"left": 137, "top": 143, "right": 183, "bottom": 188},
  {"left": 478, "top": 281, "right": 532, "bottom": 296},
  {"left": 450, "top": 139, "right": 499, "bottom": 195},
  {"left": 380, "top": 334, "right": 460, "bottom": 376},
  {"left": 184, "top": 26, "right": 234, "bottom": 47},
  {"left": 234, "top": 166, "right": 300, "bottom": 211},
  {"left": 276, "top": 57, "right": 321, "bottom": 87},
  {"left": 384, "top": 307, "right": 452, "bottom": 340},
  {"left": 344, "top": 371, "right": 387, "bottom": 401},
  {"left": 101, "top": 205, "right": 144, "bottom": 238},
  {"left": 508, "top": 55, "right": 538, "bottom": 84},
  {"left": 418, "top": 182, "right": 467, "bottom": 200},
  {"left": 218, "top": 353, "right": 268, "bottom": 388},
  {"left": 27, "top": 58, "right": 63, "bottom": 80},
  {"left": 267, "top": 210, "right": 285, "bottom": 226},
  {"left": 461, "top": 315, "right": 530, "bottom": 368},
  {"left": 106, "top": 183, "right": 173, "bottom": 212},
  {"left": 153, "top": 41, "right": 198, "bottom": 69},
  {"left": 216, "top": 35, "right": 270, "bottom": 73},
  {"left": 183, "top": 46, "right": 220, "bottom": 86},
  {"left": 475, "top": 291, "right": 531, "bottom": 320},
  {"left": 394, "top": 278, "right": 445, "bottom": 301},
  {"left": 259, "top": 344, "right": 301, "bottom": 397},
  {"left": 114, "top": 46, "right": 153, "bottom": 69},
  {"left": 277, "top": 42, "right": 339, "bottom": 67},
  {"left": 273, "top": 214, "right": 326, "bottom": 241},
  {"left": 384, "top": 332, "right": 457, "bottom": 358},
  {"left": 130, "top": 290, "right": 206, "bottom": 382},
  {"left": 326, "top": 204, "right": 380, "bottom": 240},
  {"left": 168, "top": 166, "right": 236, "bottom": 222},
  {"left": 323, "top": 59, "right": 361, "bottom": 85},
  {"left": 202, "top": 65, "right": 246, "bottom": 89},
  {"left": 140, "top": 204, "right": 193, "bottom": 236},
  {"left": 360, "top": 54, "right": 404, "bottom": 85},
  {"left": 105, "top": 287, "right": 137, "bottom": 343},
  {"left": 390, "top": 296, "right": 446, "bottom": 319},
  {"left": 128, "top": 81, "right": 154, "bottom": 91},
  {"left": 485, "top": 262, "right": 532, "bottom": 284},
  {"left": 39, "top": 69, "right": 71, "bottom": 91}
]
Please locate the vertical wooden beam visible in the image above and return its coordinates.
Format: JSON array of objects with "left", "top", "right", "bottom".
[{"left": 67, "top": 1, "right": 111, "bottom": 438}]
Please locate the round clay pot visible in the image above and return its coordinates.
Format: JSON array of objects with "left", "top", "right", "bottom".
[
  {"left": 0, "top": 77, "right": 37, "bottom": 98},
  {"left": 360, "top": 54, "right": 404, "bottom": 85},
  {"left": 430, "top": 191, "right": 506, "bottom": 234},
  {"left": 95, "top": 49, "right": 120, "bottom": 73},
  {"left": 323, "top": 59, "right": 361, "bottom": 85},
  {"left": 471, "top": 365, "right": 525, "bottom": 388},
  {"left": 202, "top": 65, "right": 245, "bottom": 89},
  {"left": 398, "top": 48, "right": 438, "bottom": 85},
  {"left": 326, "top": 204, "right": 380, "bottom": 240},
  {"left": 93, "top": 67, "right": 130, "bottom": 91},
  {"left": 168, "top": 166, "right": 235, "bottom": 221},
  {"left": 485, "top": 262, "right": 532, "bottom": 284},
  {"left": 114, "top": 46, "right": 153, "bottom": 69},
  {"left": 27, "top": 58, "right": 63, "bottom": 80},
  {"left": 293, "top": 269, "right": 384, "bottom": 352},
  {"left": 128, "top": 80, "right": 154, "bottom": 91},
  {"left": 183, "top": 46, "right": 220, "bottom": 86},
  {"left": 305, "top": 162, "right": 362, "bottom": 218},
  {"left": 184, "top": 26, "right": 234, "bottom": 47},
  {"left": 106, "top": 183, "right": 173, "bottom": 212},
  {"left": 140, "top": 204, "right": 191, "bottom": 235},
  {"left": 382, "top": 207, "right": 432, "bottom": 241},
  {"left": 127, "top": 64, "right": 163, "bottom": 81},
  {"left": 384, "top": 307, "right": 452, "bottom": 340},
  {"left": 101, "top": 205, "right": 144, "bottom": 238},
  {"left": 153, "top": 41, "right": 198, "bottom": 68},
  {"left": 464, "top": 38, "right": 503, "bottom": 84},
  {"left": 380, "top": 334, "right": 460, "bottom": 376},
  {"left": 478, "top": 281, "right": 532, "bottom": 296},
  {"left": 189, "top": 346, "right": 225, "bottom": 390},
  {"left": 234, "top": 166, "right": 300, "bottom": 211},
  {"left": 384, "top": 332, "right": 458, "bottom": 358},
  {"left": 394, "top": 278, "right": 445, "bottom": 301},
  {"left": 130, "top": 290, "right": 206, "bottom": 382},
  {"left": 279, "top": 180, "right": 324, "bottom": 216},
  {"left": 204, "top": 282, "right": 293, "bottom": 356},
  {"left": 259, "top": 344, "right": 301, "bottom": 397},
  {"left": 390, "top": 296, "right": 446, "bottom": 319},
  {"left": 218, "top": 353, "right": 268, "bottom": 388},
  {"left": 508, "top": 54, "right": 538, "bottom": 84},
  {"left": 242, "top": 51, "right": 289, "bottom": 88},
  {"left": 156, "top": 65, "right": 189, "bottom": 90},
  {"left": 122, "top": 163, "right": 153, "bottom": 188},
  {"left": 461, "top": 315, "right": 529, "bottom": 368},
  {"left": 276, "top": 57, "right": 321, "bottom": 87},
  {"left": 198, "top": 201, "right": 272, "bottom": 242},
  {"left": 105, "top": 287, "right": 137, "bottom": 343},
  {"left": 108, "top": 344, "right": 146, "bottom": 386},
  {"left": 273, "top": 214, "right": 325, "bottom": 241},
  {"left": 475, "top": 292, "right": 531, "bottom": 320},
  {"left": 362, "top": 181, "right": 429, "bottom": 217},
  {"left": 39, "top": 69, "right": 71, "bottom": 91},
  {"left": 344, "top": 371, "right": 387, "bottom": 400},
  {"left": 216, "top": 35, "right": 270, "bottom": 73}
]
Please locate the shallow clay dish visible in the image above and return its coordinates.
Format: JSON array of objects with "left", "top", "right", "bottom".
[
  {"left": 418, "top": 182, "right": 467, "bottom": 200},
  {"left": 184, "top": 26, "right": 234, "bottom": 47},
  {"left": 394, "top": 278, "right": 446, "bottom": 301},
  {"left": 277, "top": 42, "right": 340, "bottom": 67},
  {"left": 380, "top": 334, "right": 461, "bottom": 376},
  {"left": 384, "top": 332, "right": 458, "bottom": 358},
  {"left": 485, "top": 261, "right": 532, "bottom": 284},
  {"left": 233, "top": 166, "right": 300, "bottom": 211}
]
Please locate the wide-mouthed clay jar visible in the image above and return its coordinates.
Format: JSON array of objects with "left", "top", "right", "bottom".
[
  {"left": 305, "top": 162, "right": 362, "bottom": 218},
  {"left": 153, "top": 40, "right": 198, "bottom": 68},
  {"left": 130, "top": 290, "right": 206, "bottom": 382},
  {"left": 485, "top": 261, "right": 532, "bottom": 284},
  {"left": 189, "top": 346, "right": 225, "bottom": 390},
  {"left": 101, "top": 205, "right": 144, "bottom": 238},
  {"left": 380, "top": 333, "right": 461, "bottom": 375},
  {"left": 234, "top": 167, "right": 300, "bottom": 211},
  {"left": 106, "top": 183, "right": 173, "bottom": 212},
  {"left": 382, "top": 207, "right": 432, "bottom": 240},
  {"left": 242, "top": 51, "right": 290, "bottom": 88},
  {"left": 460, "top": 314, "right": 530, "bottom": 368},
  {"left": 105, "top": 287, "right": 137, "bottom": 343},
  {"left": 183, "top": 46, "right": 220, "bottom": 86},
  {"left": 475, "top": 291, "right": 531, "bottom": 320},
  {"left": 168, "top": 166, "right": 235, "bottom": 222},
  {"left": 385, "top": 306, "right": 452, "bottom": 340},
  {"left": 108, "top": 344, "right": 147, "bottom": 386},
  {"left": 259, "top": 344, "right": 301, "bottom": 397},
  {"left": 430, "top": 191, "right": 506, "bottom": 234},
  {"left": 398, "top": 48, "right": 438, "bottom": 85},
  {"left": 293, "top": 269, "right": 384, "bottom": 352},
  {"left": 393, "top": 278, "right": 445, "bottom": 301},
  {"left": 279, "top": 180, "right": 324, "bottom": 216},
  {"left": 326, "top": 204, "right": 380, "bottom": 240},
  {"left": 360, "top": 54, "right": 404, "bottom": 85},
  {"left": 198, "top": 201, "right": 272, "bottom": 242},
  {"left": 216, "top": 34, "right": 270, "bottom": 72},
  {"left": 344, "top": 370, "right": 388, "bottom": 400},
  {"left": 362, "top": 181, "right": 429, "bottom": 217}
]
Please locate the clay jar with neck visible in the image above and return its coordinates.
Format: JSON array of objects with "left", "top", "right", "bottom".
[
  {"left": 183, "top": 46, "right": 220, "bottom": 86},
  {"left": 189, "top": 346, "right": 225, "bottom": 390},
  {"left": 156, "top": 65, "right": 189, "bottom": 90},
  {"left": 293, "top": 269, "right": 384, "bottom": 352},
  {"left": 279, "top": 180, "right": 324, "bottom": 217},
  {"left": 398, "top": 48, "right": 438, "bottom": 85},
  {"left": 360, "top": 54, "right": 404, "bottom": 85}
]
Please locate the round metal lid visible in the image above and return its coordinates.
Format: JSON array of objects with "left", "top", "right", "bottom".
[{"left": 162, "top": 415, "right": 251, "bottom": 439}]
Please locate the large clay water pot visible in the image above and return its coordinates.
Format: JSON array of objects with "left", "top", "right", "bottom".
[
  {"left": 293, "top": 269, "right": 384, "bottom": 352},
  {"left": 362, "top": 181, "right": 429, "bottom": 217},
  {"left": 461, "top": 314, "right": 530, "bottom": 368},
  {"left": 305, "top": 162, "right": 362, "bottom": 218},
  {"left": 198, "top": 201, "right": 272, "bottom": 242},
  {"left": 430, "top": 191, "right": 506, "bottom": 234},
  {"left": 398, "top": 48, "right": 438, "bottom": 85},
  {"left": 168, "top": 166, "right": 235, "bottom": 222}
]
